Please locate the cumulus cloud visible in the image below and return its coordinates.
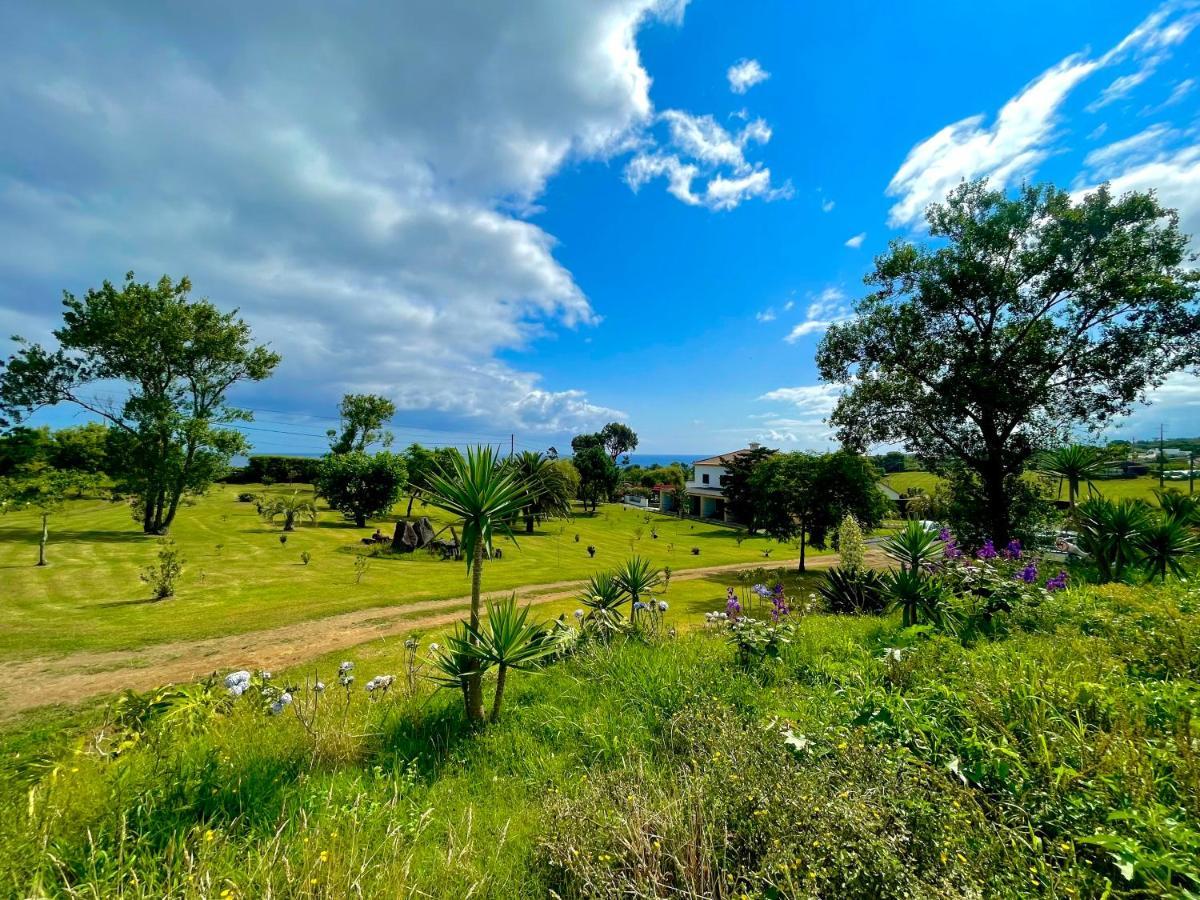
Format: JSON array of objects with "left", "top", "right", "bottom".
[
  {"left": 783, "top": 287, "right": 851, "bottom": 342},
  {"left": 625, "top": 109, "right": 790, "bottom": 210},
  {"left": 727, "top": 58, "right": 770, "bottom": 94},
  {"left": 844, "top": 232, "right": 866, "bottom": 248},
  {"left": 886, "top": 2, "right": 1199, "bottom": 229},
  {"left": 821, "top": 198, "right": 835, "bottom": 212},
  {"left": 755, "top": 308, "right": 777, "bottom": 322},
  {"left": 0, "top": 0, "right": 683, "bottom": 435}
]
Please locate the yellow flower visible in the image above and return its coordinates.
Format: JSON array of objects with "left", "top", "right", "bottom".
[
  {"left": 319, "top": 851, "right": 329, "bottom": 863},
  {"left": 204, "top": 830, "right": 216, "bottom": 843}
]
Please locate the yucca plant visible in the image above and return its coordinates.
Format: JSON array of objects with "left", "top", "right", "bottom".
[
  {"left": 1036, "top": 444, "right": 1113, "bottom": 513},
  {"left": 259, "top": 491, "right": 318, "bottom": 531},
  {"left": 613, "top": 555, "right": 662, "bottom": 622},
  {"left": 818, "top": 566, "right": 887, "bottom": 614},
  {"left": 422, "top": 445, "right": 533, "bottom": 722},
  {"left": 884, "top": 568, "right": 947, "bottom": 627},
  {"left": 427, "top": 622, "right": 485, "bottom": 712},
  {"left": 882, "top": 520, "right": 942, "bottom": 573},
  {"left": 1138, "top": 516, "right": 1200, "bottom": 583},
  {"left": 462, "top": 595, "right": 554, "bottom": 722},
  {"left": 1076, "top": 497, "right": 1152, "bottom": 583},
  {"left": 578, "top": 571, "right": 625, "bottom": 615},
  {"left": 1156, "top": 489, "right": 1200, "bottom": 528}
]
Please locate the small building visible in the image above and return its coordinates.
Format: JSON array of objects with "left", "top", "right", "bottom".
[{"left": 684, "top": 445, "right": 764, "bottom": 522}]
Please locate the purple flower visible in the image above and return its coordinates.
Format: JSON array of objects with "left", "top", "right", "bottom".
[
  {"left": 977, "top": 540, "right": 997, "bottom": 560},
  {"left": 1004, "top": 539, "right": 1023, "bottom": 560},
  {"left": 725, "top": 587, "right": 742, "bottom": 620},
  {"left": 943, "top": 538, "right": 962, "bottom": 560},
  {"left": 1016, "top": 562, "right": 1038, "bottom": 584},
  {"left": 1046, "top": 571, "right": 1068, "bottom": 592},
  {"left": 938, "top": 527, "right": 952, "bottom": 542}
]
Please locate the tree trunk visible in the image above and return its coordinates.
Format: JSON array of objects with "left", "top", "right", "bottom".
[
  {"left": 797, "top": 522, "right": 807, "bottom": 572},
  {"left": 284, "top": 512, "right": 295, "bottom": 532},
  {"left": 465, "top": 540, "right": 486, "bottom": 723},
  {"left": 37, "top": 513, "right": 48, "bottom": 567},
  {"left": 525, "top": 514, "right": 535, "bottom": 534},
  {"left": 354, "top": 512, "right": 366, "bottom": 528},
  {"left": 406, "top": 494, "right": 416, "bottom": 517},
  {"left": 490, "top": 664, "right": 508, "bottom": 723},
  {"left": 980, "top": 458, "right": 1010, "bottom": 547}
]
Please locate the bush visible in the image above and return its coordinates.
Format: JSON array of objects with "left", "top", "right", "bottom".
[
  {"left": 819, "top": 566, "right": 887, "bottom": 614},
  {"left": 222, "top": 455, "right": 322, "bottom": 485},
  {"left": 140, "top": 539, "right": 183, "bottom": 599},
  {"left": 236, "top": 491, "right": 257, "bottom": 503}
]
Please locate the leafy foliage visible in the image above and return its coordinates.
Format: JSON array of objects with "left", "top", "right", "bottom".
[
  {"left": 315, "top": 451, "right": 407, "bottom": 528},
  {"left": 258, "top": 491, "right": 318, "bottom": 531},
  {"left": 326, "top": 393, "right": 396, "bottom": 453},
  {"left": 818, "top": 566, "right": 887, "bottom": 614}
]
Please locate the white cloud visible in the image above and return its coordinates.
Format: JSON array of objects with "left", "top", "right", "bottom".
[
  {"left": 759, "top": 383, "right": 843, "bottom": 415},
  {"left": 1090, "top": 6, "right": 1200, "bottom": 109},
  {"left": 1082, "top": 123, "right": 1175, "bottom": 179},
  {"left": 0, "top": 0, "right": 684, "bottom": 435},
  {"left": 844, "top": 232, "right": 866, "bottom": 248},
  {"left": 783, "top": 299, "right": 795, "bottom": 311},
  {"left": 783, "top": 287, "right": 851, "bottom": 342},
  {"left": 625, "top": 109, "right": 790, "bottom": 210},
  {"left": 755, "top": 308, "right": 776, "bottom": 322},
  {"left": 727, "top": 58, "right": 769, "bottom": 94},
  {"left": 821, "top": 198, "right": 835, "bottom": 212},
  {"left": 1163, "top": 77, "right": 1196, "bottom": 106},
  {"left": 886, "top": 3, "right": 1199, "bottom": 229}
]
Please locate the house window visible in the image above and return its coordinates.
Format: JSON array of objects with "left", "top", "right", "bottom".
[{"left": 701, "top": 473, "right": 710, "bottom": 484}]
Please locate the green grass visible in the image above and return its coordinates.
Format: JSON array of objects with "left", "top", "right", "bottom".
[
  {"left": 1, "top": 579, "right": 1197, "bottom": 897},
  {"left": 0, "top": 484, "right": 814, "bottom": 660},
  {"left": 883, "top": 470, "right": 1190, "bottom": 504}
]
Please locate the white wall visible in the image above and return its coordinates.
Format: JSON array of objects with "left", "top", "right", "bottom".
[{"left": 693, "top": 463, "right": 727, "bottom": 489}]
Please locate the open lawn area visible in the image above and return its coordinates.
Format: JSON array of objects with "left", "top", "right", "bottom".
[
  {"left": 0, "top": 484, "right": 840, "bottom": 715},
  {"left": 883, "top": 470, "right": 1189, "bottom": 504}
]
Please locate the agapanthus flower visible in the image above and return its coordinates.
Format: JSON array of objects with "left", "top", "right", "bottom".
[
  {"left": 977, "top": 540, "right": 997, "bottom": 560},
  {"left": 404, "top": 638, "right": 419, "bottom": 651},
  {"left": 224, "top": 670, "right": 251, "bottom": 697},
  {"left": 268, "top": 692, "right": 292, "bottom": 716},
  {"left": 1016, "top": 562, "right": 1038, "bottom": 584},
  {"left": 752, "top": 584, "right": 773, "bottom": 599},
  {"left": 1046, "top": 571, "right": 1068, "bottom": 592},
  {"left": 314, "top": 681, "right": 326, "bottom": 693},
  {"left": 633, "top": 601, "right": 648, "bottom": 611},
  {"left": 428, "top": 643, "right": 440, "bottom": 653},
  {"left": 657, "top": 600, "right": 668, "bottom": 612},
  {"left": 365, "top": 675, "right": 395, "bottom": 693},
  {"left": 573, "top": 609, "right": 584, "bottom": 619},
  {"left": 338, "top": 661, "right": 353, "bottom": 674},
  {"left": 725, "top": 587, "right": 742, "bottom": 620}
]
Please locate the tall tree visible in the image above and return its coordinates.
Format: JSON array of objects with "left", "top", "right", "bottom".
[
  {"left": 314, "top": 451, "right": 407, "bottom": 527},
  {"left": 817, "top": 181, "right": 1200, "bottom": 546},
  {"left": 327, "top": 393, "right": 396, "bottom": 453},
  {"left": 574, "top": 445, "right": 619, "bottom": 512},
  {"left": 0, "top": 273, "right": 280, "bottom": 534},
  {"left": 599, "top": 422, "right": 638, "bottom": 462},
  {"left": 49, "top": 423, "right": 109, "bottom": 473},
  {"left": 722, "top": 446, "right": 775, "bottom": 531},
  {"left": 422, "top": 446, "right": 532, "bottom": 724},
  {"left": 752, "top": 451, "right": 887, "bottom": 571}
]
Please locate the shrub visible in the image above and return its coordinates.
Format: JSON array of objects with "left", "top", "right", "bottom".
[
  {"left": 140, "top": 538, "right": 183, "bottom": 599},
  {"left": 819, "top": 566, "right": 887, "bottom": 614},
  {"left": 236, "top": 491, "right": 257, "bottom": 503}
]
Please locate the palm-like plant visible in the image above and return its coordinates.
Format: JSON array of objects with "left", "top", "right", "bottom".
[
  {"left": 1138, "top": 516, "right": 1200, "bottom": 583},
  {"left": 882, "top": 520, "right": 942, "bottom": 573},
  {"left": 1156, "top": 490, "right": 1200, "bottom": 528},
  {"left": 422, "top": 445, "right": 533, "bottom": 722},
  {"left": 578, "top": 571, "right": 625, "bottom": 616},
  {"left": 260, "top": 491, "right": 318, "bottom": 531},
  {"left": 1036, "top": 444, "right": 1113, "bottom": 513},
  {"left": 1076, "top": 497, "right": 1152, "bottom": 583},
  {"left": 427, "top": 622, "right": 484, "bottom": 711},
  {"left": 613, "top": 555, "right": 662, "bottom": 622},
  {"left": 462, "top": 595, "right": 554, "bottom": 722},
  {"left": 511, "top": 451, "right": 574, "bottom": 533},
  {"left": 884, "top": 568, "right": 947, "bottom": 627}
]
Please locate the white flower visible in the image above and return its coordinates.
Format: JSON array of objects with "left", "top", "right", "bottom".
[
  {"left": 224, "top": 670, "right": 251, "bottom": 696},
  {"left": 269, "top": 692, "right": 293, "bottom": 715},
  {"left": 428, "top": 642, "right": 440, "bottom": 653},
  {"left": 338, "top": 660, "right": 353, "bottom": 674},
  {"left": 573, "top": 609, "right": 584, "bottom": 619},
  {"left": 366, "top": 675, "right": 395, "bottom": 693},
  {"left": 314, "top": 681, "right": 325, "bottom": 693},
  {"left": 657, "top": 601, "right": 668, "bottom": 612}
]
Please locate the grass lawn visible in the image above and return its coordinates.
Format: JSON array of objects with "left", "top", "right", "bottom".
[
  {"left": 0, "top": 483, "right": 816, "bottom": 660},
  {"left": 883, "top": 470, "right": 1189, "bottom": 504}
]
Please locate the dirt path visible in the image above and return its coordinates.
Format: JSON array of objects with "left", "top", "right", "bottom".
[{"left": 1, "top": 552, "right": 878, "bottom": 718}]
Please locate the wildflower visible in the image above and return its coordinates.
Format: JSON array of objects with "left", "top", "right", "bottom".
[
  {"left": 224, "top": 670, "right": 251, "bottom": 697},
  {"left": 338, "top": 660, "right": 353, "bottom": 673},
  {"left": 314, "top": 681, "right": 326, "bottom": 693},
  {"left": 882, "top": 648, "right": 904, "bottom": 662},
  {"left": 268, "top": 692, "right": 293, "bottom": 716},
  {"left": 726, "top": 587, "right": 742, "bottom": 620},
  {"left": 943, "top": 537, "right": 962, "bottom": 560},
  {"left": 1016, "top": 562, "right": 1038, "bottom": 584},
  {"left": 976, "top": 540, "right": 997, "bottom": 560},
  {"left": 633, "top": 601, "right": 648, "bottom": 612},
  {"left": 404, "top": 638, "right": 419, "bottom": 651},
  {"left": 1046, "top": 570, "right": 1068, "bottom": 592},
  {"left": 657, "top": 600, "right": 668, "bottom": 612},
  {"left": 573, "top": 608, "right": 584, "bottom": 619},
  {"left": 1004, "top": 538, "right": 1022, "bottom": 559},
  {"left": 365, "top": 675, "right": 395, "bottom": 693},
  {"left": 428, "top": 643, "right": 440, "bottom": 653}
]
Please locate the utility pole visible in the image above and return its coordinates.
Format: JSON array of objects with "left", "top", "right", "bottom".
[
  {"left": 1191, "top": 451, "right": 1196, "bottom": 496},
  {"left": 1159, "top": 425, "right": 1165, "bottom": 490},
  {"left": 510, "top": 433, "right": 514, "bottom": 458}
]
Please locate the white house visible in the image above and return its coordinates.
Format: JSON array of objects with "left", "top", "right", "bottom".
[{"left": 681, "top": 445, "right": 765, "bottom": 521}]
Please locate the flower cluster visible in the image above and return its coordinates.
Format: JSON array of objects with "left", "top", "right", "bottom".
[
  {"left": 633, "top": 601, "right": 648, "bottom": 612},
  {"left": 769, "top": 583, "right": 790, "bottom": 622},
  {"left": 365, "top": 674, "right": 395, "bottom": 694},
  {"left": 977, "top": 540, "right": 998, "bottom": 560},
  {"left": 224, "top": 670, "right": 251, "bottom": 697},
  {"left": 337, "top": 661, "right": 354, "bottom": 688},
  {"left": 725, "top": 587, "right": 742, "bottom": 620},
  {"left": 705, "top": 610, "right": 730, "bottom": 625},
  {"left": 1045, "top": 570, "right": 1068, "bottom": 592},
  {"left": 268, "top": 692, "right": 292, "bottom": 716},
  {"left": 939, "top": 528, "right": 963, "bottom": 560},
  {"left": 1016, "top": 561, "right": 1038, "bottom": 584},
  {"left": 751, "top": 584, "right": 774, "bottom": 600},
  {"left": 1003, "top": 539, "right": 1023, "bottom": 560}
]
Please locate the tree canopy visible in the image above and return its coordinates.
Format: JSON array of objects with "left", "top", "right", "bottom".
[
  {"left": 315, "top": 450, "right": 407, "bottom": 527},
  {"left": 0, "top": 273, "right": 280, "bottom": 533},
  {"left": 573, "top": 445, "right": 619, "bottom": 512},
  {"left": 327, "top": 393, "right": 396, "bottom": 453},
  {"left": 570, "top": 422, "right": 638, "bottom": 463},
  {"left": 817, "top": 180, "right": 1200, "bottom": 545}
]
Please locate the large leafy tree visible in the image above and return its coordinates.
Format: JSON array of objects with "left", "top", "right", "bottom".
[
  {"left": 752, "top": 451, "right": 887, "bottom": 571},
  {"left": 570, "top": 422, "right": 638, "bottom": 463},
  {"left": 49, "top": 423, "right": 109, "bottom": 473},
  {"left": 422, "top": 446, "right": 532, "bottom": 723},
  {"left": 0, "top": 273, "right": 280, "bottom": 534},
  {"left": 314, "top": 451, "right": 407, "bottom": 527},
  {"left": 401, "top": 443, "right": 458, "bottom": 516},
  {"left": 511, "top": 451, "right": 575, "bottom": 532},
  {"left": 722, "top": 445, "right": 775, "bottom": 532},
  {"left": 327, "top": 393, "right": 396, "bottom": 453},
  {"left": 817, "top": 181, "right": 1200, "bottom": 546},
  {"left": 574, "top": 445, "right": 619, "bottom": 512}
]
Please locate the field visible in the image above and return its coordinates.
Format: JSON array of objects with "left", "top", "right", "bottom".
[
  {"left": 0, "top": 484, "right": 833, "bottom": 717},
  {"left": 1, "top": 579, "right": 1196, "bottom": 897},
  {"left": 883, "top": 470, "right": 1189, "bottom": 503}
]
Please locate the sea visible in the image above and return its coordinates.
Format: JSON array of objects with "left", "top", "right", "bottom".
[{"left": 620, "top": 453, "right": 707, "bottom": 468}]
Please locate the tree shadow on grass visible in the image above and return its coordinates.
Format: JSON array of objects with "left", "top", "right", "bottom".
[{"left": 0, "top": 525, "right": 148, "bottom": 544}]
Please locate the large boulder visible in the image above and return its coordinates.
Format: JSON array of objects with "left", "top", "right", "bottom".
[
  {"left": 415, "top": 517, "right": 436, "bottom": 548},
  {"left": 393, "top": 519, "right": 419, "bottom": 553}
]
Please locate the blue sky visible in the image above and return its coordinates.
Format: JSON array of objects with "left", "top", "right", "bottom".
[{"left": 2, "top": 0, "right": 1198, "bottom": 455}]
